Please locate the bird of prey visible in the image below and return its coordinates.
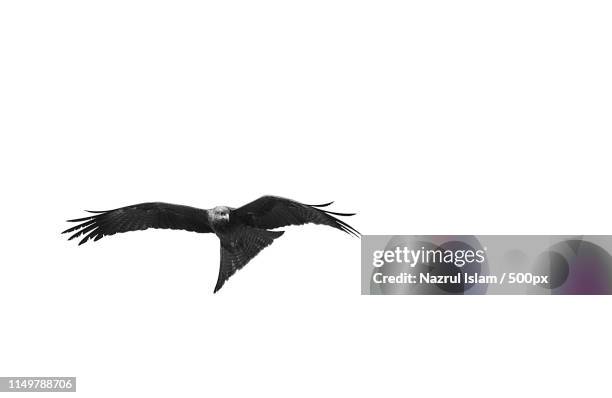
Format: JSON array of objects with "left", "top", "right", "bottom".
[{"left": 63, "top": 196, "right": 359, "bottom": 292}]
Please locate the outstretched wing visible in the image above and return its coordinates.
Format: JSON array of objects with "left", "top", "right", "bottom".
[
  {"left": 63, "top": 202, "right": 212, "bottom": 245},
  {"left": 215, "top": 227, "right": 284, "bottom": 293},
  {"left": 232, "top": 196, "right": 359, "bottom": 237}
]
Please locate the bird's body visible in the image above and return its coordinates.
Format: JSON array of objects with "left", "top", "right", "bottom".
[{"left": 63, "top": 196, "right": 359, "bottom": 292}]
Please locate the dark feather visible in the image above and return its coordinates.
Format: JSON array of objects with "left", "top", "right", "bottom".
[
  {"left": 306, "top": 201, "right": 334, "bottom": 207},
  {"left": 232, "top": 196, "right": 360, "bottom": 237},
  {"left": 63, "top": 202, "right": 213, "bottom": 244},
  {"left": 215, "top": 227, "right": 284, "bottom": 293}
]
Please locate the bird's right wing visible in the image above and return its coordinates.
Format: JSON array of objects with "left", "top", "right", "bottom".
[{"left": 63, "top": 202, "right": 213, "bottom": 245}]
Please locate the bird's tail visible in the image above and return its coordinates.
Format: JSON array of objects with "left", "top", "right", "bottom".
[{"left": 214, "top": 228, "right": 285, "bottom": 293}]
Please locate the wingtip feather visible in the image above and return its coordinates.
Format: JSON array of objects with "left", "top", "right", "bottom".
[
  {"left": 325, "top": 210, "right": 356, "bottom": 216},
  {"left": 67, "top": 215, "right": 96, "bottom": 222},
  {"left": 308, "top": 201, "right": 335, "bottom": 208}
]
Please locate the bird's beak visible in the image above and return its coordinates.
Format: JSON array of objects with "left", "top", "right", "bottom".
[{"left": 223, "top": 214, "right": 230, "bottom": 222}]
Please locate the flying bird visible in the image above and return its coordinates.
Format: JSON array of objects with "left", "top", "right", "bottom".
[{"left": 63, "top": 196, "right": 359, "bottom": 292}]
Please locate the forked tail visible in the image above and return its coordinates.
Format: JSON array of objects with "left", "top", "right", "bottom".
[{"left": 214, "top": 228, "right": 285, "bottom": 293}]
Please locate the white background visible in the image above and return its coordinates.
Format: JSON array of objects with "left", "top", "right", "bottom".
[{"left": 1, "top": 1, "right": 610, "bottom": 396}]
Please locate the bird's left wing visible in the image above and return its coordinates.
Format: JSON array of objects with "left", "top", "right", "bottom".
[
  {"left": 231, "top": 196, "right": 359, "bottom": 237},
  {"left": 63, "top": 202, "right": 213, "bottom": 245}
]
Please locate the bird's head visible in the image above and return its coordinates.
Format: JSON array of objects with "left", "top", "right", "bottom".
[{"left": 211, "top": 206, "right": 230, "bottom": 224}]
